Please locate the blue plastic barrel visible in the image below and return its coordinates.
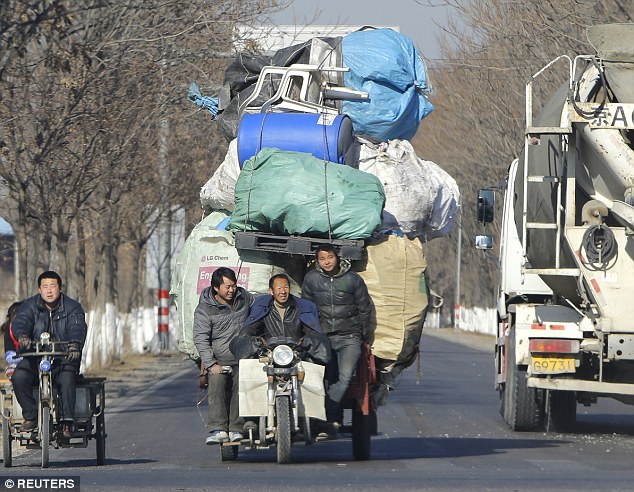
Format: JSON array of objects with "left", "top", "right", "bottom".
[{"left": 237, "top": 113, "right": 354, "bottom": 167}]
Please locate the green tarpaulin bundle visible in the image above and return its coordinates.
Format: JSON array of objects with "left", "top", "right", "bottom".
[{"left": 228, "top": 148, "right": 385, "bottom": 239}]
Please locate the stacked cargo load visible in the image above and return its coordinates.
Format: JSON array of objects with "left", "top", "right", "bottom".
[{"left": 177, "top": 27, "right": 460, "bottom": 395}]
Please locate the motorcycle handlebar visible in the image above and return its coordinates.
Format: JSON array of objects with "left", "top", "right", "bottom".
[{"left": 260, "top": 336, "right": 301, "bottom": 349}]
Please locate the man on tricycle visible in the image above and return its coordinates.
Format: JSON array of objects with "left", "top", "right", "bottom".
[{"left": 10, "top": 270, "right": 87, "bottom": 439}]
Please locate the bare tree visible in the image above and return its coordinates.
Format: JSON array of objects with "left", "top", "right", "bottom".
[{"left": 0, "top": 0, "right": 289, "bottom": 366}]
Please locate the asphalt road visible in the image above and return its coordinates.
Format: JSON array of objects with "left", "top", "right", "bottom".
[{"left": 5, "top": 329, "right": 634, "bottom": 491}]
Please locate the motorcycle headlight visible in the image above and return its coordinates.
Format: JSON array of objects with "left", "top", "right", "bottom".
[
  {"left": 272, "top": 345, "right": 294, "bottom": 366},
  {"left": 39, "top": 359, "right": 52, "bottom": 372}
]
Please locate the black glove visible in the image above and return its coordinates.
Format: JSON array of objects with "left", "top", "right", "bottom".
[
  {"left": 66, "top": 342, "right": 81, "bottom": 363},
  {"left": 17, "top": 335, "right": 32, "bottom": 352}
]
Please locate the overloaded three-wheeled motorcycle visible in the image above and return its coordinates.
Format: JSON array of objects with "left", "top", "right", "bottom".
[
  {"left": 216, "top": 336, "right": 377, "bottom": 464},
  {"left": 1, "top": 333, "right": 106, "bottom": 468}
]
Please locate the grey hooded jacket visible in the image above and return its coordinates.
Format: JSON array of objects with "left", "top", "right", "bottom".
[{"left": 193, "top": 286, "right": 254, "bottom": 369}]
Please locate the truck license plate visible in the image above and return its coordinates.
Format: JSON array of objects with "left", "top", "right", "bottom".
[{"left": 531, "top": 356, "right": 576, "bottom": 374}]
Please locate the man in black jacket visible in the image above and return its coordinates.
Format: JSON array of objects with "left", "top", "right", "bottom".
[
  {"left": 231, "top": 274, "right": 331, "bottom": 438},
  {"left": 232, "top": 274, "right": 330, "bottom": 365},
  {"left": 11, "top": 271, "right": 87, "bottom": 438},
  {"left": 301, "top": 244, "right": 372, "bottom": 428}
]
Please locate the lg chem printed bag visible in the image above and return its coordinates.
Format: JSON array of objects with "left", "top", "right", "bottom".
[{"left": 171, "top": 211, "right": 303, "bottom": 361}]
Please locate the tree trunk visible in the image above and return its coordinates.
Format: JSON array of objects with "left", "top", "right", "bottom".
[{"left": 75, "top": 220, "right": 87, "bottom": 306}]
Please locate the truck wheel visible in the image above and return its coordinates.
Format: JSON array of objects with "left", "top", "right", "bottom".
[
  {"left": 2, "top": 419, "right": 12, "bottom": 468},
  {"left": 498, "top": 391, "right": 506, "bottom": 419},
  {"left": 220, "top": 444, "right": 239, "bottom": 461},
  {"left": 351, "top": 404, "right": 372, "bottom": 461},
  {"left": 275, "top": 397, "right": 292, "bottom": 464},
  {"left": 545, "top": 390, "right": 576, "bottom": 433},
  {"left": 503, "top": 328, "right": 543, "bottom": 431}
]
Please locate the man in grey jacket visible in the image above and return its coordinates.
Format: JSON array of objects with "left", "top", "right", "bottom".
[{"left": 193, "top": 267, "right": 254, "bottom": 444}]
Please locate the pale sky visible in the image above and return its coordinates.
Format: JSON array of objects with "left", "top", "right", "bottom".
[
  {"left": 0, "top": 217, "right": 11, "bottom": 235},
  {"left": 268, "top": 0, "right": 452, "bottom": 61}
]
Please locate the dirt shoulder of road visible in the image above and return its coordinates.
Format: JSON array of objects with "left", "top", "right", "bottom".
[
  {"left": 424, "top": 327, "right": 495, "bottom": 352},
  {"left": 84, "top": 351, "right": 195, "bottom": 403}
]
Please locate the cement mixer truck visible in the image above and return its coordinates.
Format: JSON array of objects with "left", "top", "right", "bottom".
[{"left": 476, "top": 24, "right": 634, "bottom": 432}]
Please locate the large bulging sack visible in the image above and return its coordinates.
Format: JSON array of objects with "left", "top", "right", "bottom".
[
  {"left": 170, "top": 211, "right": 304, "bottom": 361},
  {"left": 228, "top": 148, "right": 385, "bottom": 240},
  {"left": 357, "top": 138, "right": 459, "bottom": 240},
  {"left": 355, "top": 235, "right": 428, "bottom": 378},
  {"left": 342, "top": 28, "right": 434, "bottom": 142},
  {"left": 200, "top": 139, "right": 241, "bottom": 212}
]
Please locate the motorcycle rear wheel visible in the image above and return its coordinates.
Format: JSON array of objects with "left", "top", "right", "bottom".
[
  {"left": 2, "top": 415, "right": 12, "bottom": 467},
  {"left": 96, "top": 412, "right": 106, "bottom": 465},
  {"left": 352, "top": 404, "right": 372, "bottom": 461}
]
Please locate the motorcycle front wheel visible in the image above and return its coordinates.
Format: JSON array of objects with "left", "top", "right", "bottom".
[{"left": 275, "top": 396, "right": 292, "bottom": 464}]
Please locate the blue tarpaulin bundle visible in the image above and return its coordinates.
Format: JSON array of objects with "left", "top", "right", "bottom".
[{"left": 342, "top": 28, "right": 434, "bottom": 142}]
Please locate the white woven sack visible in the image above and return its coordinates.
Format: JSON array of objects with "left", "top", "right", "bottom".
[
  {"left": 200, "top": 138, "right": 241, "bottom": 212},
  {"left": 357, "top": 137, "right": 459, "bottom": 240}
]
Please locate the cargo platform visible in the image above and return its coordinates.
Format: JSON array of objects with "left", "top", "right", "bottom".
[{"left": 235, "top": 232, "right": 365, "bottom": 260}]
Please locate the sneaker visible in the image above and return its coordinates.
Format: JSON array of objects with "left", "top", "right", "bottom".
[
  {"left": 315, "top": 421, "right": 338, "bottom": 441},
  {"left": 206, "top": 430, "right": 229, "bottom": 445},
  {"left": 229, "top": 432, "right": 243, "bottom": 442},
  {"left": 316, "top": 431, "right": 330, "bottom": 442},
  {"left": 19, "top": 419, "right": 37, "bottom": 432}
]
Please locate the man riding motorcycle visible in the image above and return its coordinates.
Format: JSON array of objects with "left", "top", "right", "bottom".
[
  {"left": 230, "top": 274, "right": 331, "bottom": 439},
  {"left": 231, "top": 274, "right": 331, "bottom": 365}
]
